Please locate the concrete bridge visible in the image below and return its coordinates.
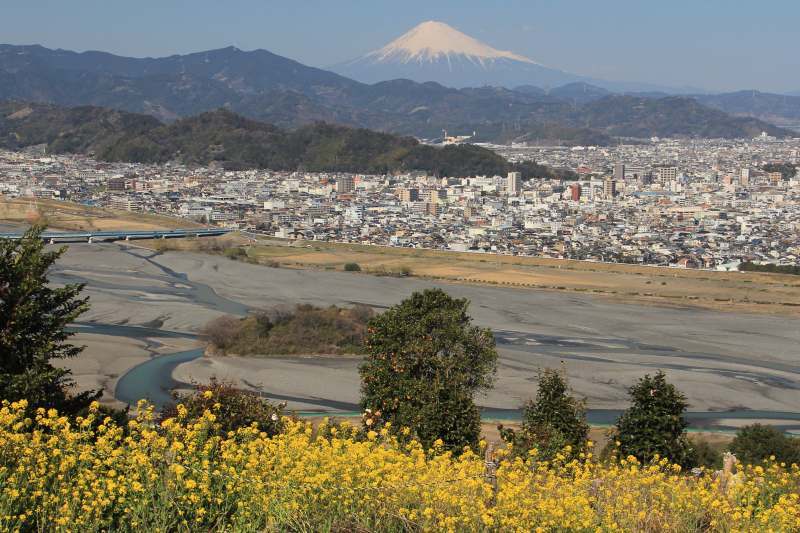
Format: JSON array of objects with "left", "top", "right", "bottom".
[{"left": 0, "top": 228, "right": 231, "bottom": 244}]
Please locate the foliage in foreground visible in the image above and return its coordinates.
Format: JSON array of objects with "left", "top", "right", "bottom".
[
  {"left": 731, "top": 424, "right": 800, "bottom": 466},
  {"left": 161, "top": 378, "right": 289, "bottom": 438},
  {"left": 2, "top": 400, "right": 800, "bottom": 532},
  {"left": 610, "top": 371, "right": 695, "bottom": 467},
  {"left": 360, "top": 289, "right": 497, "bottom": 451},
  {"left": 0, "top": 226, "right": 99, "bottom": 416},
  {"left": 500, "top": 368, "right": 589, "bottom": 460}
]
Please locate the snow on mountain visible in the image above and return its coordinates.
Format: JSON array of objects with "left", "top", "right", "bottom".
[
  {"left": 333, "top": 20, "right": 582, "bottom": 89},
  {"left": 364, "top": 20, "right": 537, "bottom": 67}
]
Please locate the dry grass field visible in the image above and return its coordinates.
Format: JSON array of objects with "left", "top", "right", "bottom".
[
  {"left": 0, "top": 196, "right": 202, "bottom": 231},
  {"left": 222, "top": 237, "right": 800, "bottom": 317},
  {"left": 136, "top": 234, "right": 800, "bottom": 317},
  {"left": 3, "top": 197, "right": 797, "bottom": 318}
]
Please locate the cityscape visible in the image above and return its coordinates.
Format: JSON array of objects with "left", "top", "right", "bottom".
[
  {"left": 2, "top": 133, "right": 798, "bottom": 270},
  {"left": 3, "top": 2, "right": 800, "bottom": 530}
]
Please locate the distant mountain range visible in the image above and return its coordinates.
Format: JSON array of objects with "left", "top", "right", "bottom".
[
  {"left": 332, "top": 21, "right": 699, "bottom": 94},
  {"left": 0, "top": 101, "right": 573, "bottom": 178},
  {"left": 0, "top": 41, "right": 797, "bottom": 147},
  {"left": 693, "top": 91, "right": 800, "bottom": 131}
]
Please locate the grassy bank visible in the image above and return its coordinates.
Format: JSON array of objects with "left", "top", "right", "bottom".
[
  {"left": 0, "top": 196, "right": 202, "bottom": 231},
  {"left": 149, "top": 234, "right": 800, "bottom": 318},
  {"left": 4, "top": 198, "right": 797, "bottom": 317}
]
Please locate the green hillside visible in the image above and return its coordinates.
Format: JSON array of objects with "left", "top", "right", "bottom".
[{"left": 0, "top": 101, "right": 573, "bottom": 178}]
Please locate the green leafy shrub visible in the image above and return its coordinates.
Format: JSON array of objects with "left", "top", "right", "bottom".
[
  {"left": 343, "top": 262, "right": 361, "bottom": 272},
  {"left": 359, "top": 289, "right": 497, "bottom": 451},
  {"left": 689, "top": 437, "right": 724, "bottom": 469},
  {"left": 730, "top": 424, "right": 800, "bottom": 465},
  {"left": 610, "top": 371, "right": 694, "bottom": 467},
  {"left": 739, "top": 262, "right": 800, "bottom": 276},
  {"left": 500, "top": 367, "right": 588, "bottom": 460},
  {"left": 162, "top": 378, "right": 289, "bottom": 437},
  {"left": 0, "top": 226, "right": 100, "bottom": 416}
]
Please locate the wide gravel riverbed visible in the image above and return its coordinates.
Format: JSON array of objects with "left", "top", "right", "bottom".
[{"left": 49, "top": 242, "right": 800, "bottom": 429}]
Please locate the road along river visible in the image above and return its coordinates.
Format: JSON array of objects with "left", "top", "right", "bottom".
[{"left": 49, "top": 241, "right": 800, "bottom": 431}]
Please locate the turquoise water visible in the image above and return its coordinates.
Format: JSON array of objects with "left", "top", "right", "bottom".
[
  {"left": 112, "top": 339, "right": 800, "bottom": 432},
  {"left": 115, "top": 348, "right": 205, "bottom": 408},
  {"left": 71, "top": 322, "right": 202, "bottom": 409}
]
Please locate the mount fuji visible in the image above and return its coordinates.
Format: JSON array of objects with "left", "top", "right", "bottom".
[{"left": 334, "top": 21, "right": 584, "bottom": 89}]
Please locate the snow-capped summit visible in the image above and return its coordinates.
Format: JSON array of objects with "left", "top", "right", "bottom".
[
  {"left": 333, "top": 20, "right": 582, "bottom": 89},
  {"left": 366, "top": 20, "right": 537, "bottom": 66}
]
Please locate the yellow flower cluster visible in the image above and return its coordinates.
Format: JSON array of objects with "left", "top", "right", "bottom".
[
  {"left": 1, "top": 399, "right": 799, "bottom": 532},
  {"left": 494, "top": 450, "right": 800, "bottom": 532}
]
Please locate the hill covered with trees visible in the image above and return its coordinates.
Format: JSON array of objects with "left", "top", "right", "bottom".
[
  {"left": 1, "top": 44, "right": 794, "bottom": 146},
  {"left": 575, "top": 96, "right": 789, "bottom": 139},
  {"left": 0, "top": 101, "right": 572, "bottom": 178}
]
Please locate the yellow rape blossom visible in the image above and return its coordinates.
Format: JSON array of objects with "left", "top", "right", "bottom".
[{"left": 0, "top": 399, "right": 799, "bottom": 531}]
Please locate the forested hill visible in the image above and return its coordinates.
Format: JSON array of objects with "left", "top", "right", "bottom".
[
  {"left": 577, "top": 96, "right": 789, "bottom": 139},
  {"left": 2, "top": 44, "right": 793, "bottom": 146},
  {"left": 0, "top": 101, "right": 572, "bottom": 178}
]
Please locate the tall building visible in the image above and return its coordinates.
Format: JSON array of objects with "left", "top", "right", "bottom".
[
  {"left": 107, "top": 177, "right": 127, "bottom": 192},
  {"left": 613, "top": 162, "right": 625, "bottom": 182},
  {"left": 624, "top": 166, "right": 650, "bottom": 184},
  {"left": 420, "top": 188, "right": 446, "bottom": 204},
  {"left": 426, "top": 202, "right": 442, "bottom": 216},
  {"left": 506, "top": 171, "right": 522, "bottom": 195},
  {"left": 569, "top": 183, "right": 582, "bottom": 202},
  {"left": 399, "top": 188, "right": 419, "bottom": 202},
  {"left": 603, "top": 178, "right": 617, "bottom": 199},
  {"left": 109, "top": 195, "right": 142, "bottom": 211},
  {"left": 336, "top": 175, "right": 355, "bottom": 193},
  {"left": 655, "top": 166, "right": 678, "bottom": 183},
  {"left": 768, "top": 172, "right": 782, "bottom": 186},
  {"left": 740, "top": 168, "right": 750, "bottom": 186}
]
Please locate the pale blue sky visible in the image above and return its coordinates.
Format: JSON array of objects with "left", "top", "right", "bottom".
[{"left": 2, "top": 0, "right": 798, "bottom": 92}]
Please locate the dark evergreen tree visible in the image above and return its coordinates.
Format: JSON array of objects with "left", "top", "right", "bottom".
[
  {"left": 359, "top": 289, "right": 497, "bottom": 451},
  {"left": 730, "top": 424, "right": 800, "bottom": 466},
  {"left": 500, "top": 367, "right": 589, "bottom": 459},
  {"left": 0, "top": 226, "right": 99, "bottom": 414},
  {"left": 611, "top": 371, "right": 693, "bottom": 466}
]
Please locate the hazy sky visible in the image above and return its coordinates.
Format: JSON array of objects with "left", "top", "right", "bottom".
[{"left": 3, "top": 0, "right": 799, "bottom": 93}]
